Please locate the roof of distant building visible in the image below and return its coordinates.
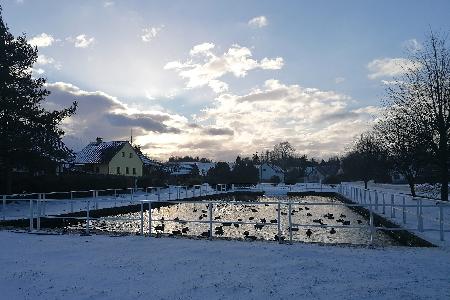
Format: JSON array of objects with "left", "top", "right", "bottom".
[{"left": 74, "top": 141, "right": 128, "bottom": 164}]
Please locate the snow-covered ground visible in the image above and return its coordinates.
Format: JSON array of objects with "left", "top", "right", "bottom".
[{"left": 0, "top": 231, "right": 449, "bottom": 300}]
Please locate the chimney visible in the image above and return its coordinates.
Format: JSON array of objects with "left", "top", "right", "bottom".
[{"left": 96, "top": 137, "right": 103, "bottom": 144}]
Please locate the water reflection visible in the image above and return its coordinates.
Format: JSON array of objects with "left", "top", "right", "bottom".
[{"left": 68, "top": 195, "right": 399, "bottom": 246}]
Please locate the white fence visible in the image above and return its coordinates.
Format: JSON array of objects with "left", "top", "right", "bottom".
[
  {"left": 338, "top": 184, "right": 450, "bottom": 242},
  {"left": 1, "top": 183, "right": 448, "bottom": 244}
]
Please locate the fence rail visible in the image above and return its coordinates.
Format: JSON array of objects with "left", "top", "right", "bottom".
[{"left": 1, "top": 183, "right": 449, "bottom": 244}]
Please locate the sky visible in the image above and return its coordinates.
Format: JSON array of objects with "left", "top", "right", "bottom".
[{"left": 3, "top": 0, "right": 450, "bottom": 161}]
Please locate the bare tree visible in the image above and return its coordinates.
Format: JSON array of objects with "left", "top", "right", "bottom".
[
  {"left": 386, "top": 31, "right": 450, "bottom": 201},
  {"left": 375, "top": 108, "right": 430, "bottom": 196}
]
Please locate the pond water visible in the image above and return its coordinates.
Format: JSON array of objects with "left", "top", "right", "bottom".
[{"left": 67, "top": 195, "right": 400, "bottom": 246}]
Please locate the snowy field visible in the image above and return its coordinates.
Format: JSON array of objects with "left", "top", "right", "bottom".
[{"left": 0, "top": 231, "right": 449, "bottom": 300}]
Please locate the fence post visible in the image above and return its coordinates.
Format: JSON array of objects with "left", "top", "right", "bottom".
[
  {"left": 369, "top": 209, "right": 374, "bottom": 245},
  {"left": 277, "top": 201, "right": 282, "bottom": 244},
  {"left": 42, "top": 193, "right": 46, "bottom": 216},
  {"left": 29, "top": 199, "right": 34, "bottom": 231},
  {"left": 157, "top": 187, "right": 161, "bottom": 201},
  {"left": 86, "top": 200, "right": 90, "bottom": 235},
  {"left": 2, "top": 195, "right": 6, "bottom": 221},
  {"left": 148, "top": 202, "right": 152, "bottom": 236},
  {"left": 364, "top": 190, "right": 367, "bottom": 204},
  {"left": 288, "top": 202, "right": 293, "bottom": 245},
  {"left": 382, "top": 193, "right": 385, "bottom": 214},
  {"left": 92, "top": 190, "right": 97, "bottom": 210},
  {"left": 402, "top": 196, "right": 406, "bottom": 224},
  {"left": 70, "top": 191, "right": 74, "bottom": 213},
  {"left": 140, "top": 202, "right": 144, "bottom": 236},
  {"left": 208, "top": 202, "right": 213, "bottom": 240},
  {"left": 418, "top": 198, "right": 423, "bottom": 232},
  {"left": 439, "top": 204, "right": 444, "bottom": 241},
  {"left": 37, "top": 194, "right": 41, "bottom": 231},
  {"left": 391, "top": 194, "right": 395, "bottom": 218},
  {"left": 375, "top": 192, "right": 379, "bottom": 211}
]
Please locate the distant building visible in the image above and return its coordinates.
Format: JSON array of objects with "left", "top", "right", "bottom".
[
  {"left": 259, "top": 163, "right": 285, "bottom": 183},
  {"left": 304, "top": 165, "right": 340, "bottom": 183},
  {"left": 166, "top": 162, "right": 216, "bottom": 177},
  {"left": 73, "top": 138, "right": 144, "bottom": 177},
  {"left": 304, "top": 166, "right": 326, "bottom": 183}
]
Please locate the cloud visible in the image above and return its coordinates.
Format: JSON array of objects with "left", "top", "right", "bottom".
[
  {"left": 28, "top": 33, "right": 55, "bottom": 47},
  {"left": 141, "top": 26, "right": 164, "bottom": 42},
  {"left": 403, "top": 38, "right": 422, "bottom": 52},
  {"left": 196, "top": 79, "right": 376, "bottom": 159},
  {"left": 202, "top": 127, "right": 234, "bottom": 136},
  {"left": 164, "top": 43, "right": 284, "bottom": 93},
  {"left": 335, "top": 77, "right": 345, "bottom": 84},
  {"left": 36, "top": 54, "right": 55, "bottom": 65},
  {"left": 44, "top": 82, "right": 184, "bottom": 151},
  {"left": 367, "top": 57, "right": 420, "bottom": 79},
  {"left": 34, "top": 54, "right": 62, "bottom": 73},
  {"left": 248, "top": 16, "right": 268, "bottom": 28},
  {"left": 103, "top": 1, "right": 114, "bottom": 7},
  {"left": 67, "top": 34, "right": 95, "bottom": 48},
  {"left": 106, "top": 114, "right": 181, "bottom": 133}
]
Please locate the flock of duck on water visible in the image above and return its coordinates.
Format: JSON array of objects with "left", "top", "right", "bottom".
[{"left": 150, "top": 203, "right": 365, "bottom": 242}]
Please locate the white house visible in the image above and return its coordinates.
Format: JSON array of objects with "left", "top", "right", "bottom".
[
  {"left": 166, "top": 162, "right": 216, "bottom": 177},
  {"left": 259, "top": 163, "right": 285, "bottom": 183},
  {"left": 304, "top": 166, "right": 326, "bottom": 183}
]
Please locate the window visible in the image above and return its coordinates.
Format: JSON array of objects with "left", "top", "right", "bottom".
[
  {"left": 132, "top": 167, "right": 136, "bottom": 175},
  {"left": 122, "top": 152, "right": 125, "bottom": 157},
  {"left": 129, "top": 153, "right": 133, "bottom": 158},
  {"left": 126, "top": 167, "right": 129, "bottom": 174},
  {"left": 95, "top": 167, "right": 99, "bottom": 173},
  {"left": 116, "top": 167, "right": 121, "bottom": 174}
]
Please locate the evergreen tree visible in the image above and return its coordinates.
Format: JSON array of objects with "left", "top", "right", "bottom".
[{"left": 0, "top": 6, "right": 77, "bottom": 193}]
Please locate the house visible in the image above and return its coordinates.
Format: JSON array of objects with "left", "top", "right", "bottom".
[
  {"left": 73, "top": 138, "right": 144, "bottom": 177},
  {"left": 166, "top": 162, "right": 216, "bottom": 177},
  {"left": 259, "top": 163, "right": 285, "bottom": 183},
  {"left": 304, "top": 165, "right": 340, "bottom": 183},
  {"left": 304, "top": 166, "right": 326, "bottom": 183}
]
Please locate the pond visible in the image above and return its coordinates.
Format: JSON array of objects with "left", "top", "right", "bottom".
[{"left": 67, "top": 195, "right": 400, "bottom": 246}]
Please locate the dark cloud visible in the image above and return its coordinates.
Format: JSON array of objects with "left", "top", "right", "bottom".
[
  {"left": 106, "top": 113, "right": 181, "bottom": 133},
  {"left": 202, "top": 127, "right": 234, "bottom": 136},
  {"left": 44, "top": 82, "right": 182, "bottom": 151}
]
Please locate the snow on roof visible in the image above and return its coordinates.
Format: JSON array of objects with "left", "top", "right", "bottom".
[{"left": 74, "top": 141, "right": 127, "bottom": 164}]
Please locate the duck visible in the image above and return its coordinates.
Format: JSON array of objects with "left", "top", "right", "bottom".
[
  {"left": 254, "top": 224, "right": 264, "bottom": 230},
  {"left": 330, "top": 228, "right": 336, "bottom": 234},
  {"left": 306, "top": 229, "right": 313, "bottom": 238},
  {"left": 306, "top": 213, "right": 312, "bottom": 217},
  {"left": 357, "top": 220, "right": 363, "bottom": 224},
  {"left": 181, "top": 227, "right": 189, "bottom": 233},
  {"left": 270, "top": 219, "right": 277, "bottom": 223}
]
